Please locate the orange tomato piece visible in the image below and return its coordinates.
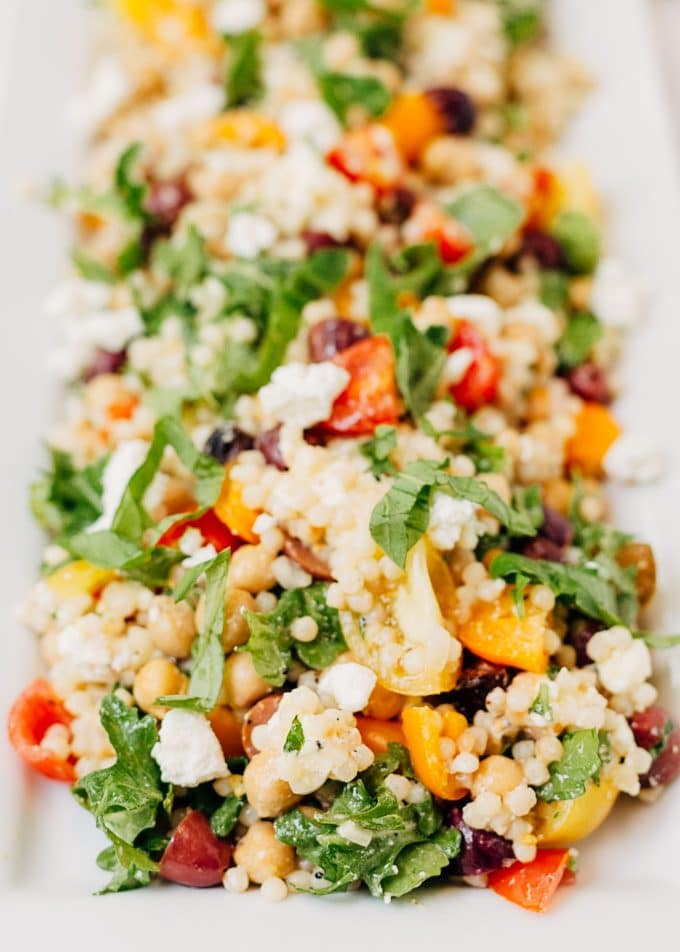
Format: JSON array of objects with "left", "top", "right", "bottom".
[
  {"left": 356, "top": 717, "right": 405, "bottom": 755},
  {"left": 565, "top": 402, "right": 620, "bottom": 476},
  {"left": 488, "top": 849, "right": 570, "bottom": 913},
  {"left": 527, "top": 165, "right": 564, "bottom": 229},
  {"left": 382, "top": 93, "right": 446, "bottom": 163},
  {"left": 321, "top": 336, "right": 400, "bottom": 436},
  {"left": 208, "top": 707, "right": 245, "bottom": 759},
  {"left": 7, "top": 680, "right": 76, "bottom": 783},
  {"left": 214, "top": 480, "right": 260, "bottom": 544},
  {"left": 401, "top": 706, "right": 467, "bottom": 801},
  {"left": 456, "top": 591, "right": 549, "bottom": 674},
  {"left": 425, "top": 0, "right": 456, "bottom": 12}
]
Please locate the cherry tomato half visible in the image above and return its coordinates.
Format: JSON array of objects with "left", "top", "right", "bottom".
[
  {"left": 7, "top": 679, "right": 76, "bottom": 783},
  {"left": 321, "top": 335, "right": 400, "bottom": 436},
  {"left": 157, "top": 508, "right": 242, "bottom": 553},
  {"left": 447, "top": 321, "right": 501, "bottom": 411}
]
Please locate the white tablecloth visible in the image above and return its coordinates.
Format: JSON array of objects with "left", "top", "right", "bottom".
[{"left": 653, "top": 1, "right": 680, "bottom": 137}]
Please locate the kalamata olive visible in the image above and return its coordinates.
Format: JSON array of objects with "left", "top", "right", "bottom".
[
  {"left": 254, "top": 425, "right": 287, "bottom": 471},
  {"left": 449, "top": 807, "right": 514, "bottom": 876},
  {"left": 81, "top": 348, "right": 127, "bottom": 382},
  {"left": 641, "top": 725, "right": 680, "bottom": 788},
  {"left": 377, "top": 186, "right": 417, "bottom": 225},
  {"left": 242, "top": 695, "right": 282, "bottom": 758},
  {"left": 447, "top": 659, "right": 511, "bottom": 721},
  {"left": 303, "top": 426, "right": 331, "bottom": 447},
  {"left": 283, "top": 536, "right": 333, "bottom": 581},
  {"left": 425, "top": 86, "right": 477, "bottom": 135},
  {"left": 203, "top": 424, "right": 254, "bottom": 465},
  {"left": 302, "top": 231, "right": 345, "bottom": 254},
  {"left": 145, "top": 178, "right": 192, "bottom": 229},
  {"left": 616, "top": 542, "right": 657, "bottom": 605},
  {"left": 540, "top": 506, "right": 574, "bottom": 548},
  {"left": 568, "top": 619, "right": 603, "bottom": 667},
  {"left": 566, "top": 362, "right": 612, "bottom": 404},
  {"left": 307, "top": 318, "right": 370, "bottom": 363},
  {"left": 515, "top": 229, "right": 566, "bottom": 271},
  {"left": 159, "top": 810, "right": 232, "bottom": 887},
  {"left": 630, "top": 706, "right": 672, "bottom": 751},
  {"left": 520, "top": 537, "right": 565, "bottom": 563}
]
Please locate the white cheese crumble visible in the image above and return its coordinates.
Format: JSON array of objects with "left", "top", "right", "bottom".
[
  {"left": 151, "top": 83, "right": 225, "bottom": 131},
  {"left": 587, "top": 627, "right": 653, "bottom": 696},
  {"left": 279, "top": 99, "right": 342, "bottom": 152},
  {"left": 446, "top": 295, "right": 503, "bottom": 338},
  {"left": 88, "top": 440, "right": 149, "bottom": 532},
  {"left": 318, "top": 663, "right": 377, "bottom": 713},
  {"left": 591, "top": 258, "right": 646, "bottom": 330},
  {"left": 426, "top": 492, "right": 478, "bottom": 551},
  {"left": 259, "top": 361, "right": 350, "bottom": 429},
  {"left": 67, "top": 56, "right": 131, "bottom": 134},
  {"left": 151, "top": 709, "right": 228, "bottom": 787},
  {"left": 212, "top": 0, "right": 265, "bottom": 34},
  {"left": 505, "top": 299, "right": 561, "bottom": 344},
  {"left": 603, "top": 434, "right": 666, "bottom": 484},
  {"left": 226, "top": 212, "right": 277, "bottom": 259}
]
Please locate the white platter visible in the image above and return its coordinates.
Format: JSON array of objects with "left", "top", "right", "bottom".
[{"left": 0, "top": 1, "right": 679, "bottom": 948}]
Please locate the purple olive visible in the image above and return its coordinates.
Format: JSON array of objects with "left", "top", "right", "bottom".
[
  {"left": 203, "top": 424, "right": 254, "bottom": 465},
  {"left": 145, "top": 178, "right": 192, "bottom": 229},
  {"left": 425, "top": 87, "right": 477, "bottom": 135},
  {"left": 81, "top": 348, "right": 127, "bottom": 382},
  {"left": 520, "top": 536, "right": 565, "bottom": 563},
  {"left": 302, "top": 231, "right": 346, "bottom": 254},
  {"left": 540, "top": 506, "right": 574, "bottom": 548},
  {"left": 516, "top": 229, "right": 566, "bottom": 271},
  {"left": 255, "top": 425, "right": 287, "bottom": 471},
  {"left": 641, "top": 726, "right": 680, "bottom": 788},
  {"left": 566, "top": 362, "right": 612, "bottom": 404},
  {"left": 448, "top": 660, "right": 511, "bottom": 722},
  {"left": 449, "top": 807, "right": 515, "bottom": 876},
  {"left": 568, "top": 618, "right": 603, "bottom": 667},
  {"left": 377, "top": 186, "right": 417, "bottom": 225},
  {"left": 307, "top": 318, "right": 370, "bottom": 363}
]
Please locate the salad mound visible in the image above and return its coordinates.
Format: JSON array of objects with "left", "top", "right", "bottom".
[{"left": 8, "top": 0, "right": 679, "bottom": 912}]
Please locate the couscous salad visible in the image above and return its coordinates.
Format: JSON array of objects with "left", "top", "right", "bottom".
[{"left": 7, "top": 0, "right": 679, "bottom": 911}]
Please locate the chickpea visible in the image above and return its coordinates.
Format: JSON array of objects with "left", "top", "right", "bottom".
[
  {"left": 133, "top": 658, "right": 188, "bottom": 718},
  {"left": 363, "top": 683, "right": 405, "bottom": 720},
  {"left": 233, "top": 821, "right": 296, "bottom": 884},
  {"left": 147, "top": 595, "right": 196, "bottom": 659},
  {"left": 220, "top": 652, "right": 272, "bottom": 710},
  {"left": 472, "top": 755, "right": 524, "bottom": 797},
  {"left": 228, "top": 545, "right": 276, "bottom": 594},
  {"left": 196, "top": 587, "right": 256, "bottom": 652},
  {"left": 616, "top": 542, "right": 656, "bottom": 605},
  {"left": 243, "top": 753, "right": 301, "bottom": 818},
  {"left": 543, "top": 477, "right": 572, "bottom": 516},
  {"left": 420, "top": 136, "right": 478, "bottom": 185}
]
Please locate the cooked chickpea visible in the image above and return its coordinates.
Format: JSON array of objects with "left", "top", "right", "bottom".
[
  {"left": 472, "top": 755, "right": 524, "bottom": 797},
  {"left": 243, "top": 753, "right": 301, "bottom": 818},
  {"left": 196, "top": 587, "right": 256, "bottom": 651},
  {"left": 220, "top": 651, "right": 272, "bottom": 709},
  {"left": 147, "top": 595, "right": 196, "bottom": 659},
  {"left": 133, "top": 658, "right": 188, "bottom": 718},
  {"left": 542, "top": 477, "right": 572, "bottom": 516},
  {"left": 228, "top": 545, "right": 277, "bottom": 594},
  {"left": 233, "top": 821, "right": 296, "bottom": 884},
  {"left": 616, "top": 542, "right": 656, "bottom": 605},
  {"left": 363, "top": 683, "right": 405, "bottom": 720}
]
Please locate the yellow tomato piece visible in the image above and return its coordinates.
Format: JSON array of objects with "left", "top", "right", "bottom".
[
  {"left": 536, "top": 780, "right": 618, "bottom": 847},
  {"left": 45, "top": 561, "right": 115, "bottom": 600},
  {"left": 191, "top": 111, "right": 287, "bottom": 152},
  {"left": 402, "top": 706, "right": 467, "bottom": 801},
  {"left": 214, "top": 479, "right": 260, "bottom": 544},
  {"left": 113, "top": 0, "right": 216, "bottom": 54},
  {"left": 425, "top": 0, "right": 456, "bottom": 12},
  {"left": 565, "top": 402, "right": 620, "bottom": 476},
  {"left": 382, "top": 93, "right": 446, "bottom": 163},
  {"left": 341, "top": 540, "right": 462, "bottom": 696},
  {"left": 456, "top": 590, "right": 549, "bottom": 674},
  {"left": 557, "top": 161, "right": 602, "bottom": 224}
]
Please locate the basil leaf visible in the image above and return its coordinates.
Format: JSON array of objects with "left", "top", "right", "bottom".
[
  {"left": 161, "top": 549, "right": 231, "bottom": 713},
  {"left": 65, "top": 532, "right": 185, "bottom": 587},
  {"left": 381, "top": 837, "right": 459, "bottom": 899},
  {"left": 225, "top": 30, "right": 262, "bottom": 106},
  {"left": 283, "top": 716, "right": 305, "bottom": 753},
  {"left": 556, "top": 311, "right": 603, "bottom": 369},
  {"left": 243, "top": 583, "right": 346, "bottom": 686},
  {"left": 444, "top": 185, "right": 525, "bottom": 285},
  {"left": 421, "top": 418, "right": 506, "bottom": 474},
  {"left": 317, "top": 72, "right": 391, "bottom": 125},
  {"left": 210, "top": 795, "right": 244, "bottom": 837},
  {"left": 551, "top": 210, "right": 601, "bottom": 275},
  {"left": 31, "top": 449, "right": 106, "bottom": 539},
  {"left": 489, "top": 552, "right": 622, "bottom": 626},
  {"left": 537, "top": 729, "right": 603, "bottom": 801},
  {"left": 633, "top": 631, "right": 680, "bottom": 650},
  {"left": 360, "top": 425, "right": 398, "bottom": 478}
]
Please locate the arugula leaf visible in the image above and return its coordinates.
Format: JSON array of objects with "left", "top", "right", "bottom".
[
  {"left": 370, "top": 460, "right": 540, "bottom": 568},
  {"left": 319, "top": 0, "right": 415, "bottom": 59},
  {"left": 556, "top": 311, "right": 603, "bottom": 369},
  {"left": 360, "top": 425, "right": 398, "bottom": 478},
  {"left": 380, "top": 833, "right": 461, "bottom": 898},
  {"left": 283, "top": 716, "right": 306, "bottom": 753},
  {"left": 529, "top": 683, "right": 553, "bottom": 720},
  {"left": 30, "top": 449, "right": 106, "bottom": 539},
  {"left": 161, "top": 550, "right": 231, "bottom": 713},
  {"left": 317, "top": 72, "right": 391, "bottom": 125},
  {"left": 96, "top": 843, "right": 157, "bottom": 894},
  {"left": 225, "top": 30, "right": 262, "bottom": 106},
  {"left": 152, "top": 225, "right": 209, "bottom": 293},
  {"left": 421, "top": 417, "right": 506, "bottom": 474},
  {"left": 114, "top": 143, "right": 148, "bottom": 219},
  {"left": 551, "top": 211, "right": 601, "bottom": 275},
  {"left": 498, "top": 0, "right": 545, "bottom": 46},
  {"left": 210, "top": 796, "right": 244, "bottom": 837},
  {"left": 489, "top": 552, "right": 622, "bottom": 626},
  {"left": 444, "top": 185, "right": 525, "bottom": 286},
  {"left": 537, "top": 728, "right": 603, "bottom": 801},
  {"left": 243, "top": 583, "right": 346, "bottom": 686}
]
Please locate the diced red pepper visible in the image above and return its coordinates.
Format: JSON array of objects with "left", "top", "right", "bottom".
[
  {"left": 321, "top": 335, "right": 400, "bottom": 436},
  {"left": 447, "top": 321, "right": 501, "bottom": 411},
  {"left": 7, "top": 679, "right": 76, "bottom": 783},
  {"left": 488, "top": 848, "right": 570, "bottom": 913},
  {"left": 403, "top": 203, "right": 473, "bottom": 265},
  {"left": 157, "top": 508, "right": 242, "bottom": 553},
  {"left": 327, "top": 124, "right": 404, "bottom": 193}
]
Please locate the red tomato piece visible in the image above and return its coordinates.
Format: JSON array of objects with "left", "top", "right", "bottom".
[
  {"left": 327, "top": 124, "right": 404, "bottom": 193},
  {"left": 488, "top": 848, "right": 570, "bottom": 913},
  {"left": 157, "top": 509, "right": 242, "bottom": 553},
  {"left": 321, "top": 335, "right": 400, "bottom": 436},
  {"left": 447, "top": 321, "right": 501, "bottom": 411},
  {"left": 159, "top": 810, "right": 233, "bottom": 888},
  {"left": 404, "top": 203, "right": 473, "bottom": 265},
  {"left": 7, "top": 679, "right": 76, "bottom": 783}
]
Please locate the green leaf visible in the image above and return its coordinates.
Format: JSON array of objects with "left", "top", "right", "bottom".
[
  {"left": 381, "top": 838, "right": 457, "bottom": 899},
  {"left": 152, "top": 225, "right": 209, "bottom": 293},
  {"left": 539, "top": 270, "right": 571, "bottom": 311},
  {"left": 537, "top": 729, "right": 603, "bottom": 802},
  {"left": 243, "top": 583, "right": 346, "bottom": 686},
  {"left": 551, "top": 211, "right": 601, "bottom": 275},
  {"left": 489, "top": 552, "right": 622, "bottom": 626},
  {"left": 360, "top": 425, "right": 398, "bottom": 478},
  {"left": 161, "top": 550, "right": 231, "bottom": 713},
  {"left": 445, "top": 185, "right": 525, "bottom": 283},
  {"left": 225, "top": 30, "right": 262, "bottom": 106},
  {"left": 421, "top": 417, "right": 506, "bottom": 474},
  {"left": 114, "top": 142, "right": 148, "bottom": 220},
  {"left": 556, "top": 311, "right": 603, "bottom": 369},
  {"left": 96, "top": 843, "right": 157, "bottom": 894},
  {"left": 30, "top": 449, "right": 106, "bottom": 539},
  {"left": 498, "top": 0, "right": 545, "bottom": 46},
  {"left": 319, "top": 0, "right": 416, "bottom": 60},
  {"left": 370, "top": 460, "right": 540, "bottom": 568},
  {"left": 317, "top": 72, "right": 391, "bottom": 125},
  {"left": 633, "top": 631, "right": 680, "bottom": 650},
  {"left": 283, "top": 716, "right": 305, "bottom": 753},
  {"left": 529, "top": 683, "right": 553, "bottom": 720},
  {"left": 71, "top": 249, "right": 116, "bottom": 283},
  {"left": 210, "top": 795, "right": 244, "bottom": 837}
]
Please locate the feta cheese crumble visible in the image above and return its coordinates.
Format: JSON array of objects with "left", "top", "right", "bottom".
[
  {"left": 446, "top": 295, "right": 503, "bottom": 338},
  {"left": 226, "top": 212, "right": 278, "bottom": 259},
  {"left": 318, "top": 663, "right": 377, "bottom": 712},
  {"left": 603, "top": 434, "right": 666, "bottom": 484},
  {"left": 279, "top": 100, "right": 342, "bottom": 152},
  {"left": 212, "top": 0, "right": 265, "bottom": 34},
  {"left": 426, "top": 492, "right": 479, "bottom": 551},
  {"left": 151, "top": 709, "right": 228, "bottom": 787},
  {"left": 259, "top": 362, "right": 350, "bottom": 429},
  {"left": 591, "top": 258, "right": 646, "bottom": 330}
]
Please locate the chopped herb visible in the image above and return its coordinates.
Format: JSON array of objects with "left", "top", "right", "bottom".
[
  {"left": 421, "top": 417, "right": 506, "bottom": 474},
  {"left": 210, "top": 796, "right": 245, "bottom": 837},
  {"left": 498, "top": 0, "right": 544, "bottom": 46},
  {"left": 537, "top": 728, "right": 603, "bottom": 802},
  {"left": 71, "top": 249, "right": 116, "bottom": 283},
  {"left": 283, "top": 716, "right": 305, "bottom": 753},
  {"left": 551, "top": 210, "right": 601, "bottom": 275},
  {"left": 30, "top": 449, "right": 106, "bottom": 540},
  {"left": 529, "top": 683, "right": 553, "bottom": 720},
  {"left": 633, "top": 631, "right": 680, "bottom": 650},
  {"left": 556, "top": 311, "right": 603, "bottom": 369},
  {"left": 152, "top": 225, "right": 209, "bottom": 293},
  {"left": 540, "top": 270, "right": 571, "bottom": 311},
  {"left": 319, "top": 0, "right": 416, "bottom": 60},
  {"left": 317, "top": 72, "right": 391, "bottom": 125},
  {"left": 225, "top": 30, "right": 262, "bottom": 107},
  {"left": 444, "top": 185, "right": 525, "bottom": 287},
  {"left": 360, "top": 425, "right": 398, "bottom": 478}
]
